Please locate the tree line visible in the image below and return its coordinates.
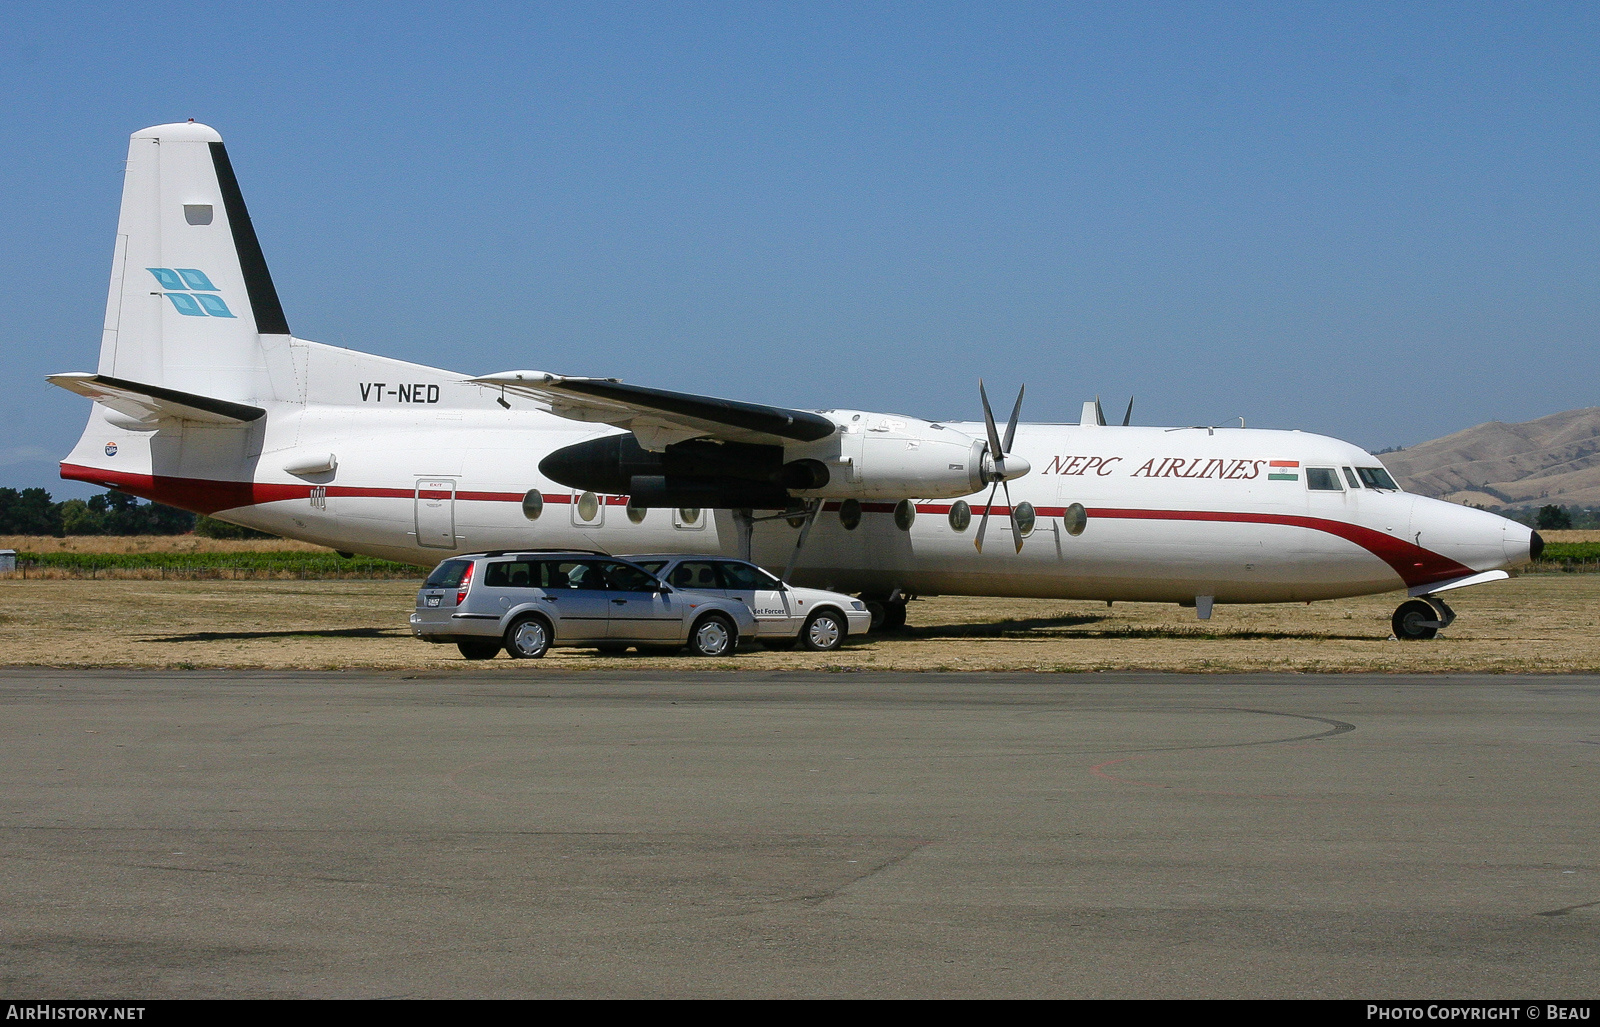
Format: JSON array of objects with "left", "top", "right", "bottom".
[{"left": 0, "top": 488, "right": 272, "bottom": 538}]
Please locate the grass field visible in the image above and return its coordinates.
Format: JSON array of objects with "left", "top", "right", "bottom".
[{"left": 1, "top": 574, "right": 1594, "bottom": 673}]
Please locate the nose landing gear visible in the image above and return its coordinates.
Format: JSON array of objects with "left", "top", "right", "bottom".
[{"left": 1392, "top": 596, "right": 1456, "bottom": 640}]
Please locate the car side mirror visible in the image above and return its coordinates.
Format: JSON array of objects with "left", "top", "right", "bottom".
[{"left": 655, "top": 584, "right": 673, "bottom": 594}]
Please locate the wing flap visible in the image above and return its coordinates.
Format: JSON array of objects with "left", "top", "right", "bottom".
[
  {"left": 471, "top": 371, "right": 837, "bottom": 449},
  {"left": 48, "top": 372, "right": 266, "bottom": 426}
]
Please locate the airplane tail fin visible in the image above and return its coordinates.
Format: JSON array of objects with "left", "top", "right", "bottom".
[{"left": 97, "top": 121, "right": 288, "bottom": 403}]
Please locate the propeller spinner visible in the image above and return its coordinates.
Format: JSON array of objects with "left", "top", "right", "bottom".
[{"left": 973, "top": 380, "right": 1033, "bottom": 554}]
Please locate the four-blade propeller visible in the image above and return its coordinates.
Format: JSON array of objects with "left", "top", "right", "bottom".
[{"left": 973, "top": 380, "right": 1032, "bottom": 554}]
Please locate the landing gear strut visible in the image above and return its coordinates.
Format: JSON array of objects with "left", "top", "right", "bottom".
[
  {"left": 1392, "top": 597, "right": 1455, "bottom": 641},
  {"left": 862, "top": 593, "right": 910, "bottom": 633}
]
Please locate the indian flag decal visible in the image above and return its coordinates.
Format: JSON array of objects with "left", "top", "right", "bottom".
[{"left": 1268, "top": 460, "right": 1299, "bottom": 481}]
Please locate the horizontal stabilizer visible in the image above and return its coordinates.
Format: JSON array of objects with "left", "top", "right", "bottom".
[
  {"left": 48, "top": 372, "right": 265, "bottom": 427},
  {"left": 471, "top": 371, "right": 837, "bottom": 450}
]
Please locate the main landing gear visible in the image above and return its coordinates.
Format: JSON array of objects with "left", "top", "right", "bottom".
[
  {"left": 1392, "top": 596, "right": 1456, "bottom": 641},
  {"left": 862, "top": 593, "right": 910, "bottom": 633}
]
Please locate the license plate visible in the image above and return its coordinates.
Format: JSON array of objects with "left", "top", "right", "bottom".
[{"left": 426, "top": 596, "right": 441, "bottom": 607}]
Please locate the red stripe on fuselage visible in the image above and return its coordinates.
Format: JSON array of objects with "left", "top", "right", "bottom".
[{"left": 62, "top": 463, "right": 1471, "bottom": 589}]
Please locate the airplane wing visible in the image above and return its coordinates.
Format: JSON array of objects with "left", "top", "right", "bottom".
[
  {"left": 470, "top": 371, "right": 837, "bottom": 450},
  {"left": 47, "top": 372, "right": 266, "bottom": 426}
]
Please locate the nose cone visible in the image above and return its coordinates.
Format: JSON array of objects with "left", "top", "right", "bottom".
[
  {"left": 1411, "top": 496, "right": 1532, "bottom": 572},
  {"left": 1497, "top": 518, "right": 1541, "bottom": 567},
  {"left": 1001, "top": 453, "right": 1031, "bottom": 480}
]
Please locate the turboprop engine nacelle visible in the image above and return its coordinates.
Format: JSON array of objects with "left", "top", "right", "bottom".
[
  {"left": 539, "top": 411, "right": 1022, "bottom": 508},
  {"left": 782, "top": 410, "right": 1011, "bottom": 501}
]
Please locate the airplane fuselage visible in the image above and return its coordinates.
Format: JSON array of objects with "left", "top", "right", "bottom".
[{"left": 60, "top": 341, "right": 1534, "bottom": 607}]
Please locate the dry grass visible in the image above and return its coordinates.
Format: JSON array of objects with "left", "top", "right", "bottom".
[
  {"left": 1543, "top": 529, "right": 1600, "bottom": 543},
  {"left": 1, "top": 575, "right": 1595, "bottom": 673},
  {"left": 0, "top": 535, "right": 333, "bottom": 554}
]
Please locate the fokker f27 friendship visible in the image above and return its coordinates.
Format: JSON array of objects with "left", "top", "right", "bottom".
[{"left": 52, "top": 123, "right": 1541, "bottom": 639}]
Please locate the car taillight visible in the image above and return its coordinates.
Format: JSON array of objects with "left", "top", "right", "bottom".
[{"left": 456, "top": 562, "right": 475, "bottom": 605}]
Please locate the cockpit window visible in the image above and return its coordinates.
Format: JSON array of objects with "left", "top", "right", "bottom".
[
  {"left": 1342, "top": 467, "right": 1361, "bottom": 489},
  {"left": 1357, "top": 466, "right": 1400, "bottom": 491},
  {"left": 1306, "top": 467, "right": 1343, "bottom": 491}
]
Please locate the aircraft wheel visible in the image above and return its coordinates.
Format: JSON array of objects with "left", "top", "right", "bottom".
[
  {"left": 864, "top": 601, "right": 886, "bottom": 631},
  {"left": 688, "top": 614, "right": 738, "bottom": 657},
  {"left": 457, "top": 640, "right": 502, "bottom": 660},
  {"left": 882, "top": 601, "right": 908, "bottom": 632},
  {"left": 1392, "top": 600, "right": 1440, "bottom": 641},
  {"left": 800, "top": 610, "right": 846, "bottom": 652},
  {"left": 504, "top": 615, "right": 552, "bottom": 658}
]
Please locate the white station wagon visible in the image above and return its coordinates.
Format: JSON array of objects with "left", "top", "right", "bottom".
[{"left": 621, "top": 555, "right": 870, "bottom": 652}]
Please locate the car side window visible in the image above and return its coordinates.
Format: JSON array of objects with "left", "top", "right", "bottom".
[
  {"left": 544, "top": 560, "right": 607, "bottom": 590},
  {"left": 670, "top": 562, "right": 721, "bottom": 590},
  {"left": 1306, "top": 467, "right": 1343, "bottom": 491},
  {"left": 601, "top": 561, "right": 658, "bottom": 592},
  {"left": 483, "top": 561, "right": 535, "bottom": 588},
  {"left": 716, "top": 562, "right": 766, "bottom": 590}
]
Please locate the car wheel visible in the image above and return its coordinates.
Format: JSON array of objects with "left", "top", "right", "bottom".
[
  {"left": 504, "top": 615, "right": 552, "bottom": 658},
  {"left": 456, "top": 640, "right": 501, "bottom": 660},
  {"left": 688, "top": 614, "right": 737, "bottom": 657},
  {"left": 801, "top": 609, "right": 845, "bottom": 652}
]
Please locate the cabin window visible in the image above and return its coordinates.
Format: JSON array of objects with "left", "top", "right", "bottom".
[
  {"left": 573, "top": 491, "right": 603, "bottom": 526},
  {"left": 521, "top": 490, "right": 543, "bottom": 520},
  {"left": 1342, "top": 467, "right": 1361, "bottom": 489},
  {"left": 1357, "top": 466, "right": 1399, "bottom": 490},
  {"left": 948, "top": 500, "right": 971, "bottom": 532},
  {"left": 1306, "top": 467, "right": 1343, "bottom": 491},
  {"left": 673, "top": 508, "right": 704, "bottom": 530}
]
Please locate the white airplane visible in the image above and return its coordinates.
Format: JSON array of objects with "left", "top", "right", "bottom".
[{"left": 53, "top": 122, "right": 1542, "bottom": 640}]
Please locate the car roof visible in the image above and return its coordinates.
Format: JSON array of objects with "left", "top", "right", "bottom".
[
  {"left": 458, "top": 550, "right": 616, "bottom": 560},
  {"left": 620, "top": 554, "right": 745, "bottom": 563}
]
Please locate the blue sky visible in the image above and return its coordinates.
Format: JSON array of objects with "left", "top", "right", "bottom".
[{"left": 3, "top": 1, "right": 1596, "bottom": 497}]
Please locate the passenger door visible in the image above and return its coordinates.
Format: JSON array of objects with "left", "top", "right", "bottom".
[
  {"left": 601, "top": 561, "right": 682, "bottom": 641},
  {"left": 715, "top": 561, "right": 795, "bottom": 637},
  {"left": 538, "top": 560, "right": 613, "bottom": 642},
  {"left": 414, "top": 479, "right": 457, "bottom": 549}
]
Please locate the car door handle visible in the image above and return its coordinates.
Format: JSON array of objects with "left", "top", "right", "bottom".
[
  {"left": 612, "top": 598, "right": 628, "bottom": 605},
  {"left": 541, "top": 596, "right": 558, "bottom": 602}
]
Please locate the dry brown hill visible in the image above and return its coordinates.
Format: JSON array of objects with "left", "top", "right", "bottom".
[{"left": 1381, "top": 407, "right": 1600, "bottom": 508}]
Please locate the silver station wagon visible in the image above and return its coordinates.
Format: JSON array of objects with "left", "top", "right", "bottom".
[
  {"left": 622, "top": 555, "right": 871, "bottom": 652},
  {"left": 410, "top": 551, "right": 757, "bottom": 660}
]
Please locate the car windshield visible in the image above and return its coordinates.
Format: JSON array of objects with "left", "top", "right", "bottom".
[
  {"left": 1357, "top": 466, "right": 1400, "bottom": 490},
  {"left": 424, "top": 559, "right": 472, "bottom": 588}
]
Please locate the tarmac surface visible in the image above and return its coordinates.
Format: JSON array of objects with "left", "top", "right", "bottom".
[{"left": 0, "top": 667, "right": 1596, "bottom": 999}]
